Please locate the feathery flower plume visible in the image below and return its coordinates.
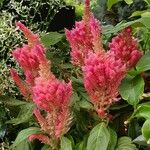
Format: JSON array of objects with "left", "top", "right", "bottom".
[
  {"left": 12, "top": 22, "right": 73, "bottom": 149},
  {"left": 83, "top": 52, "right": 126, "bottom": 118},
  {"left": 65, "top": 0, "right": 104, "bottom": 66},
  {"left": 10, "top": 69, "right": 31, "bottom": 99},
  {"left": 66, "top": 0, "right": 142, "bottom": 119},
  {"left": 29, "top": 78, "right": 72, "bottom": 149},
  {"left": 12, "top": 22, "right": 46, "bottom": 87},
  {"left": 109, "top": 27, "right": 143, "bottom": 69}
]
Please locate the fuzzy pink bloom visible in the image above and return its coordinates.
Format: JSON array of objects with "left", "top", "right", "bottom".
[
  {"left": 12, "top": 22, "right": 52, "bottom": 88},
  {"left": 10, "top": 69, "right": 31, "bottom": 99},
  {"left": 32, "top": 77, "right": 72, "bottom": 139},
  {"left": 13, "top": 45, "right": 41, "bottom": 86},
  {"left": 109, "top": 27, "right": 143, "bottom": 69},
  {"left": 83, "top": 52, "right": 126, "bottom": 118},
  {"left": 32, "top": 78, "right": 72, "bottom": 112},
  {"left": 65, "top": 0, "right": 103, "bottom": 66},
  {"left": 12, "top": 22, "right": 73, "bottom": 149}
]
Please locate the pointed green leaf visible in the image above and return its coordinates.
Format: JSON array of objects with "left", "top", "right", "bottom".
[
  {"left": 6, "top": 103, "right": 35, "bottom": 125},
  {"left": 133, "top": 135, "right": 150, "bottom": 147},
  {"left": 41, "top": 32, "right": 63, "bottom": 48},
  {"left": 87, "top": 123, "right": 110, "bottom": 150},
  {"left": 60, "top": 136, "right": 73, "bottom": 150},
  {"left": 0, "top": 95, "right": 27, "bottom": 106},
  {"left": 142, "top": 119, "right": 150, "bottom": 142},
  {"left": 107, "top": 128, "right": 117, "bottom": 150},
  {"left": 13, "top": 127, "right": 41, "bottom": 147}
]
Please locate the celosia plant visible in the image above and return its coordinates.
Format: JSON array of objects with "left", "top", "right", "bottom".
[
  {"left": 66, "top": 0, "right": 142, "bottom": 119},
  {"left": 5, "top": 0, "right": 150, "bottom": 149},
  {"left": 10, "top": 0, "right": 146, "bottom": 149},
  {"left": 11, "top": 22, "right": 72, "bottom": 150}
]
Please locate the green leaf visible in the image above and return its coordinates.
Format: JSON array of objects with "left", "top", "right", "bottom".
[
  {"left": 136, "top": 51, "right": 150, "bottom": 72},
  {"left": 116, "top": 136, "right": 137, "bottom": 150},
  {"left": 107, "top": 128, "right": 117, "bottom": 150},
  {"left": 41, "top": 145, "right": 50, "bottom": 150},
  {"left": 119, "top": 75, "right": 144, "bottom": 106},
  {"left": 142, "top": 119, "right": 150, "bottom": 142},
  {"left": 75, "top": 134, "right": 88, "bottom": 150},
  {"left": 15, "top": 139, "right": 34, "bottom": 150},
  {"left": 6, "top": 103, "right": 35, "bottom": 125},
  {"left": 78, "top": 100, "right": 94, "bottom": 110},
  {"left": 102, "top": 19, "right": 142, "bottom": 35},
  {"left": 0, "top": 95, "right": 27, "bottom": 106},
  {"left": 133, "top": 135, "right": 150, "bottom": 147},
  {"left": 130, "top": 10, "right": 150, "bottom": 18},
  {"left": 144, "top": 0, "right": 150, "bottom": 5},
  {"left": 124, "top": 0, "right": 133, "bottom": 4},
  {"left": 87, "top": 123, "right": 110, "bottom": 150},
  {"left": 13, "top": 127, "right": 41, "bottom": 147},
  {"left": 141, "top": 12, "right": 150, "bottom": 28},
  {"left": 107, "top": 0, "right": 122, "bottom": 10},
  {"left": 134, "top": 102, "right": 150, "bottom": 119},
  {"left": 60, "top": 136, "right": 73, "bottom": 150},
  {"left": 41, "top": 32, "right": 63, "bottom": 48}
]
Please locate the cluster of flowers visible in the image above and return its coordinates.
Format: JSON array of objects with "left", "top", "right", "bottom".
[
  {"left": 11, "top": 22, "right": 72, "bottom": 149},
  {"left": 65, "top": 0, "right": 142, "bottom": 119}
]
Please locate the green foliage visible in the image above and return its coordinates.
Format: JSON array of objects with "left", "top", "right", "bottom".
[
  {"left": 87, "top": 123, "right": 110, "bottom": 150},
  {"left": 115, "top": 136, "right": 137, "bottom": 150},
  {"left": 64, "top": 0, "right": 84, "bottom": 19},
  {"left": 142, "top": 119, "right": 150, "bottom": 142},
  {"left": 133, "top": 135, "right": 150, "bottom": 147},
  {"left": 107, "top": 128, "right": 117, "bottom": 150},
  {"left": 119, "top": 75, "right": 144, "bottom": 106},
  {"left": 60, "top": 136, "right": 73, "bottom": 150},
  {"left": 14, "top": 139, "right": 35, "bottom": 150},
  {"left": 6, "top": 103, "right": 35, "bottom": 125},
  {"left": 41, "top": 32, "right": 64, "bottom": 48},
  {"left": 107, "top": 0, "right": 121, "bottom": 10},
  {"left": 141, "top": 12, "right": 150, "bottom": 28},
  {"left": 13, "top": 127, "right": 41, "bottom": 148},
  {"left": 136, "top": 51, "right": 150, "bottom": 72}
]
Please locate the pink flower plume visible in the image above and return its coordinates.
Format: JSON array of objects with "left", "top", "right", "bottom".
[{"left": 109, "top": 27, "right": 143, "bottom": 69}]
